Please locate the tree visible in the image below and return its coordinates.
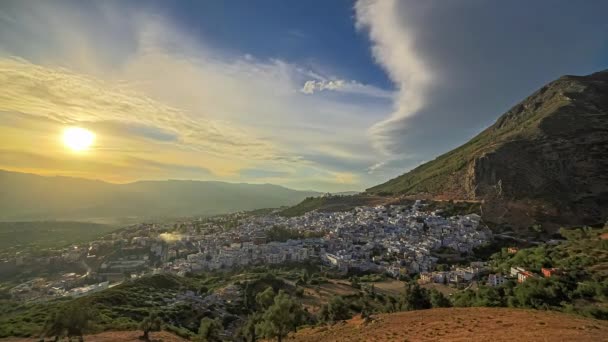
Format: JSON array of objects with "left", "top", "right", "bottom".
[
  {"left": 350, "top": 277, "right": 361, "bottom": 289},
  {"left": 44, "top": 304, "right": 93, "bottom": 342},
  {"left": 139, "top": 312, "right": 162, "bottom": 341},
  {"left": 324, "top": 296, "right": 350, "bottom": 323},
  {"left": 256, "top": 291, "right": 303, "bottom": 342},
  {"left": 256, "top": 287, "right": 276, "bottom": 310},
  {"left": 400, "top": 283, "right": 431, "bottom": 311},
  {"left": 197, "top": 317, "right": 223, "bottom": 342},
  {"left": 239, "top": 313, "right": 261, "bottom": 342},
  {"left": 429, "top": 289, "right": 451, "bottom": 308}
]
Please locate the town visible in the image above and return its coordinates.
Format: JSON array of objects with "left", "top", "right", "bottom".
[{"left": 2, "top": 200, "right": 505, "bottom": 302}]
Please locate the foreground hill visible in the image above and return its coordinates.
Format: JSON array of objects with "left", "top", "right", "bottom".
[
  {"left": 0, "top": 170, "right": 319, "bottom": 222},
  {"left": 0, "top": 331, "right": 187, "bottom": 342},
  {"left": 368, "top": 70, "right": 608, "bottom": 230},
  {"left": 292, "top": 307, "right": 608, "bottom": 342}
]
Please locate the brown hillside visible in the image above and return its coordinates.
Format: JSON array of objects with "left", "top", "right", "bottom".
[
  {"left": 291, "top": 307, "right": 608, "bottom": 342},
  {"left": 0, "top": 330, "right": 187, "bottom": 342}
]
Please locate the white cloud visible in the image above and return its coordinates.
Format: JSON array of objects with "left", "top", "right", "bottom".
[
  {"left": 0, "top": 1, "right": 393, "bottom": 191},
  {"left": 300, "top": 79, "right": 393, "bottom": 100},
  {"left": 355, "top": 0, "right": 434, "bottom": 155},
  {"left": 301, "top": 79, "right": 346, "bottom": 94}
]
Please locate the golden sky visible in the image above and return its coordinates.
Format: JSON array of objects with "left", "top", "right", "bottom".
[{"left": 0, "top": 3, "right": 394, "bottom": 191}]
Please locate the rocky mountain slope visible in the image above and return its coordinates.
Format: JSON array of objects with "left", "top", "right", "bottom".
[{"left": 368, "top": 70, "right": 608, "bottom": 230}]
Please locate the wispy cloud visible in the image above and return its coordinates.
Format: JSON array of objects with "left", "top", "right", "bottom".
[
  {"left": 355, "top": 0, "right": 608, "bottom": 175},
  {"left": 0, "top": 2, "right": 393, "bottom": 191},
  {"left": 301, "top": 78, "right": 393, "bottom": 99}
]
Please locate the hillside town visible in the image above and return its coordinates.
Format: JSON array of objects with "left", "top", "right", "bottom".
[{"left": 2, "top": 201, "right": 497, "bottom": 302}]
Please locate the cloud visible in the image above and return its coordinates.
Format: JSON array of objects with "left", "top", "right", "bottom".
[
  {"left": 301, "top": 78, "right": 393, "bottom": 99},
  {"left": 355, "top": 0, "right": 608, "bottom": 167},
  {"left": 301, "top": 79, "right": 345, "bottom": 94},
  {"left": 0, "top": 1, "right": 393, "bottom": 191}
]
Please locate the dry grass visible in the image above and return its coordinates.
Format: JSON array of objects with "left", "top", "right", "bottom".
[
  {"left": 0, "top": 331, "right": 187, "bottom": 342},
  {"left": 290, "top": 307, "right": 608, "bottom": 342}
]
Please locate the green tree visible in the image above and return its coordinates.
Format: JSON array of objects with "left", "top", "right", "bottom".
[
  {"left": 452, "top": 289, "right": 476, "bottom": 307},
  {"left": 197, "top": 317, "right": 223, "bottom": 342},
  {"left": 350, "top": 277, "right": 361, "bottom": 289},
  {"left": 429, "top": 289, "right": 451, "bottom": 308},
  {"left": 324, "top": 296, "right": 351, "bottom": 323},
  {"left": 255, "top": 291, "right": 303, "bottom": 342},
  {"left": 139, "top": 312, "right": 162, "bottom": 341},
  {"left": 475, "top": 286, "right": 504, "bottom": 307},
  {"left": 44, "top": 304, "right": 93, "bottom": 342},
  {"left": 256, "top": 287, "right": 276, "bottom": 310},
  {"left": 239, "top": 313, "right": 261, "bottom": 342},
  {"left": 400, "top": 283, "right": 431, "bottom": 311}
]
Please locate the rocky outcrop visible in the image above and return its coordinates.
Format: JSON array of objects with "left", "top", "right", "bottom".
[{"left": 368, "top": 70, "right": 608, "bottom": 230}]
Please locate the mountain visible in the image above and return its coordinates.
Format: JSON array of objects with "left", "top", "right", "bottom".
[
  {"left": 0, "top": 170, "right": 320, "bottom": 222},
  {"left": 368, "top": 70, "right": 608, "bottom": 230}
]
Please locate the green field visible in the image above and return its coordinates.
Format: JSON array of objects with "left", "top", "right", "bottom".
[{"left": 0, "top": 221, "right": 119, "bottom": 250}]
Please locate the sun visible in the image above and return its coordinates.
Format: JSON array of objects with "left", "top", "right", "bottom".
[{"left": 63, "top": 127, "right": 95, "bottom": 152}]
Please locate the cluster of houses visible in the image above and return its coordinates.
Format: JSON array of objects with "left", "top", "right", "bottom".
[
  {"left": 155, "top": 201, "right": 492, "bottom": 276},
  {"left": 8, "top": 272, "right": 109, "bottom": 301},
  {"left": 484, "top": 266, "right": 562, "bottom": 287},
  {"left": 418, "top": 261, "right": 488, "bottom": 285},
  {"left": 6, "top": 200, "right": 495, "bottom": 301}
]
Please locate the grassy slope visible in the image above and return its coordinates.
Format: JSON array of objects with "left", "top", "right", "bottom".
[
  {"left": 278, "top": 195, "right": 389, "bottom": 217},
  {"left": 0, "top": 221, "right": 118, "bottom": 250}
]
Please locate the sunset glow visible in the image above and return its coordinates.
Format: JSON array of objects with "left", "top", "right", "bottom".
[{"left": 63, "top": 127, "right": 95, "bottom": 152}]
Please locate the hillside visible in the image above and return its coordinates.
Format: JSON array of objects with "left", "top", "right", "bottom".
[
  {"left": 291, "top": 308, "right": 608, "bottom": 342},
  {"left": 368, "top": 70, "right": 608, "bottom": 230},
  {"left": 0, "top": 170, "right": 319, "bottom": 222},
  {"left": 278, "top": 194, "right": 390, "bottom": 217},
  {"left": 0, "top": 331, "right": 187, "bottom": 342},
  {"left": 0, "top": 221, "right": 118, "bottom": 250}
]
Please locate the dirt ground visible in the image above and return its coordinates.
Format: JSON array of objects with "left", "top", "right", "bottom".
[
  {"left": 365, "top": 279, "right": 405, "bottom": 296},
  {"left": 290, "top": 307, "right": 608, "bottom": 342},
  {"left": 0, "top": 331, "right": 187, "bottom": 342},
  {"left": 300, "top": 280, "right": 358, "bottom": 313}
]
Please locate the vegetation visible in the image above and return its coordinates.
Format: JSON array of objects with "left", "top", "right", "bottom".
[
  {"left": 196, "top": 317, "right": 223, "bottom": 342},
  {"left": 0, "top": 221, "right": 118, "bottom": 250},
  {"left": 265, "top": 226, "right": 325, "bottom": 242},
  {"left": 256, "top": 290, "right": 305, "bottom": 342},
  {"left": 278, "top": 195, "right": 385, "bottom": 217},
  {"left": 453, "top": 227, "right": 608, "bottom": 319},
  {"left": 139, "top": 312, "right": 162, "bottom": 341},
  {"left": 42, "top": 302, "right": 95, "bottom": 341}
]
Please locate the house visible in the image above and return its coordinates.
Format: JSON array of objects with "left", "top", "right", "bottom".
[
  {"left": 487, "top": 273, "right": 506, "bottom": 287},
  {"left": 541, "top": 267, "right": 561, "bottom": 278},
  {"left": 419, "top": 272, "right": 432, "bottom": 283},
  {"left": 510, "top": 267, "right": 525, "bottom": 277},
  {"left": 517, "top": 270, "right": 538, "bottom": 283}
]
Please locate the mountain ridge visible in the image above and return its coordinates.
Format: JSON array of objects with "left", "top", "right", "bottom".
[
  {"left": 0, "top": 169, "right": 320, "bottom": 222},
  {"left": 368, "top": 69, "right": 608, "bottom": 230}
]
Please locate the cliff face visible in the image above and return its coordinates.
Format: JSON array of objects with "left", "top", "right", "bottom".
[{"left": 368, "top": 70, "right": 608, "bottom": 229}]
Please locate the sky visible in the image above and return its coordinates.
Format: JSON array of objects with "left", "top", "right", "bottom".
[{"left": 0, "top": 0, "right": 607, "bottom": 192}]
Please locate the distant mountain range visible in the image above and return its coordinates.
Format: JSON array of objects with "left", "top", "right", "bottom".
[
  {"left": 0, "top": 170, "right": 320, "bottom": 222},
  {"left": 368, "top": 70, "right": 608, "bottom": 230}
]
